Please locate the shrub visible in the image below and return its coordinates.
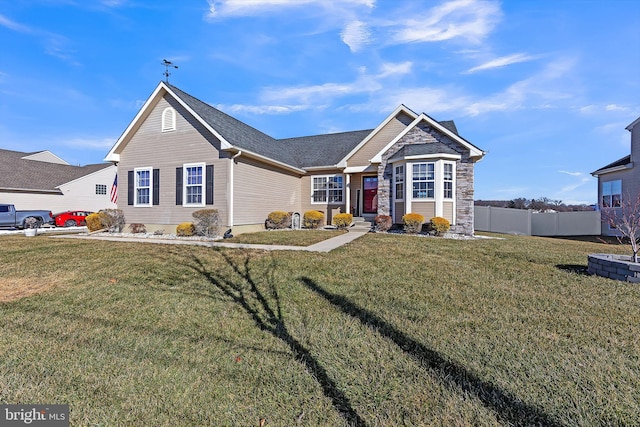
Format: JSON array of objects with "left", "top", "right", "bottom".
[
  {"left": 332, "top": 213, "right": 353, "bottom": 229},
  {"left": 101, "top": 209, "right": 126, "bottom": 233},
  {"left": 84, "top": 210, "right": 125, "bottom": 233},
  {"left": 266, "top": 211, "right": 292, "bottom": 229},
  {"left": 192, "top": 209, "right": 221, "bottom": 237},
  {"left": 176, "top": 222, "right": 195, "bottom": 237},
  {"left": 403, "top": 213, "right": 425, "bottom": 234},
  {"left": 430, "top": 216, "right": 450, "bottom": 236},
  {"left": 374, "top": 215, "right": 392, "bottom": 232},
  {"left": 85, "top": 213, "right": 103, "bottom": 232},
  {"left": 128, "top": 223, "right": 147, "bottom": 234},
  {"left": 303, "top": 210, "right": 324, "bottom": 229}
]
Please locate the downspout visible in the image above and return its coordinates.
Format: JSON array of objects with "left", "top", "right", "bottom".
[{"left": 228, "top": 151, "right": 242, "bottom": 228}]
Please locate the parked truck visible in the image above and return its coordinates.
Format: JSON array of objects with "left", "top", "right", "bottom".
[{"left": 0, "top": 204, "right": 54, "bottom": 229}]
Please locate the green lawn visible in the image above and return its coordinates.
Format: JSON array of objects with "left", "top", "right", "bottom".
[
  {"left": 0, "top": 233, "right": 639, "bottom": 426},
  {"left": 225, "top": 229, "right": 347, "bottom": 246}
]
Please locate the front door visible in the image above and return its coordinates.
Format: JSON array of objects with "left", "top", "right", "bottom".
[{"left": 363, "top": 176, "right": 378, "bottom": 214}]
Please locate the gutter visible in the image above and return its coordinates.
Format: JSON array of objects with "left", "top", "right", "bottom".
[{"left": 228, "top": 150, "right": 242, "bottom": 228}]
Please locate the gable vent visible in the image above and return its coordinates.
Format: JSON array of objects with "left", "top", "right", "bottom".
[{"left": 162, "top": 107, "right": 176, "bottom": 132}]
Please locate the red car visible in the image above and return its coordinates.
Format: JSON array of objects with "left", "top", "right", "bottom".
[{"left": 54, "top": 210, "right": 93, "bottom": 227}]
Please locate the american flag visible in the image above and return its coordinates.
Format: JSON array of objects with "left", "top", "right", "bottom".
[{"left": 110, "top": 174, "right": 118, "bottom": 204}]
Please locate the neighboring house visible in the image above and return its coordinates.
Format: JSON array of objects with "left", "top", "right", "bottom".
[
  {"left": 104, "top": 81, "right": 486, "bottom": 234},
  {"left": 591, "top": 115, "right": 640, "bottom": 236},
  {"left": 0, "top": 148, "right": 117, "bottom": 214}
]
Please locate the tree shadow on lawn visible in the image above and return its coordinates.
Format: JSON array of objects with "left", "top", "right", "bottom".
[
  {"left": 299, "top": 276, "right": 566, "bottom": 427},
  {"left": 187, "top": 250, "right": 366, "bottom": 426},
  {"left": 556, "top": 264, "right": 590, "bottom": 276}
]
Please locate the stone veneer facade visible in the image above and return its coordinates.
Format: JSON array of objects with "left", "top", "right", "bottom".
[{"left": 377, "top": 123, "right": 476, "bottom": 235}]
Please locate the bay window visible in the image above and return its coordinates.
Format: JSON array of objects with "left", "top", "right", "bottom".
[
  {"left": 443, "top": 163, "right": 453, "bottom": 199},
  {"left": 412, "top": 163, "right": 435, "bottom": 199}
]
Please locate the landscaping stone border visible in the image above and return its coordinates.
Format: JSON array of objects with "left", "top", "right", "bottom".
[{"left": 588, "top": 253, "right": 640, "bottom": 283}]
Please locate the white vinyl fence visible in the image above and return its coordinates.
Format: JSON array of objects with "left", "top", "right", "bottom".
[{"left": 474, "top": 206, "right": 601, "bottom": 236}]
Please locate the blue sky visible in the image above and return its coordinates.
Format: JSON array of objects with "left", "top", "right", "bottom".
[{"left": 1, "top": 0, "right": 638, "bottom": 204}]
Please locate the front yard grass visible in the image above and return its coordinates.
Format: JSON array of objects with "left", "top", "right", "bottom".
[
  {"left": 0, "top": 233, "right": 638, "bottom": 426},
  {"left": 226, "top": 229, "right": 347, "bottom": 246}
]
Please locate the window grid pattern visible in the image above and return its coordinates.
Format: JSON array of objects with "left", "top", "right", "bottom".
[
  {"left": 395, "top": 165, "right": 404, "bottom": 200},
  {"left": 185, "top": 165, "right": 203, "bottom": 205},
  {"left": 602, "top": 180, "right": 622, "bottom": 208},
  {"left": 136, "top": 169, "right": 151, "bottom": 205},
  {"left": 312, "top": 176, "right": 344, "bottom": 203},
  {"left": 443, "top": 163, "right": 453, "bottom": 199},
  {"left": 96, "top": 184, "right": 107, "bottom": 195},
  {"left": 412, "top": 163, "right": 435, "bottom": 199}
]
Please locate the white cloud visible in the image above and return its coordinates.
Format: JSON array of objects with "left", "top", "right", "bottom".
[
  {"left": 206, "top": 0, "right": 374, "bottom": 19},
  {"left": 216, "top": 103, "right": 311, "bottom": 114},
  {"left": 0, "top": 14, "right": 34, "bottom": 33},
  {"left": 341, "top": 20, "right": 372, "bottom": 52},
  {"left": 0, "top": 13, "right": 76, "bottom": 64},
  {"left": 376, "top": 61, "right": 412, "bottom": 78},
  {"left": 605, "top": 104, "right": 627, "bottom": 112},
  {"left": 559, "top": 170, "right": 584, "bottom": 177},
  {"left": 61, "top": 137, "right": 117, "bottom": 150},
  {"left": 101, "top": 0, "right": 126, "bottom": 6},
  {"left": 392, "top": 0, "right": 502, "bottom": 44},
  {"left": 259, "top": 62, "right": 411, "bottom": 106},
  {"left": 465, "top": 53, "right": 538, "bottom": 73}
]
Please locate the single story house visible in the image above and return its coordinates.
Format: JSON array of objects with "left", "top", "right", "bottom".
[
  {"left": 105, "top": 81, "right": 485, "bottom": 234},
  {"left": 592, "top": 115, "right": 640, "bottom": 236},
  {"left": 0, "top": 148, "right": 117, "bottom": 214}
]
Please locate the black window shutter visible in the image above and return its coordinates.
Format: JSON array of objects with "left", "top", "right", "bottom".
[
  {"left": 176, "top": 167, "right": 183, "bottom": 205},
  {"left": 127, "top": 170, "right": 134, "bottom": 206},
  {"left": 153, "top": 169, "right": 160, "bottom": 205},
  {"left": 206, "top": 165, "right": 214, "bottom": 205}
]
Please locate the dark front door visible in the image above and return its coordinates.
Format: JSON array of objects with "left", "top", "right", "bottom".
[{"left": 363, "top": 176, "right": 378, "bottom": 214}]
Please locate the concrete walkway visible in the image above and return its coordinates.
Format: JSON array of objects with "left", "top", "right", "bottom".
[{"left": 52, "top": 230, "right": 369, "bottom": 253}]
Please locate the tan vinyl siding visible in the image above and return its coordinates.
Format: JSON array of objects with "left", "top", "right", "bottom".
[
  {"left": 347, "top": 114, "right": 410, "bottom": 166},
  {"left": 443, "top": 201, "right": 454, "bottom": 223},
  {"left": 412, "top": 201, "right": 435, "bottom": 221},
  {"left": 350, "top": 175, "right": 363, "bottom": 215},
  {"left": 233, "top": 157, "right": 301, "bottom": 225},
  {"left": 300, "top": 173, "right": 346, "bottom": 225},
  {"left": 118, "top": 95, "right": 230, "bottom": 226}
]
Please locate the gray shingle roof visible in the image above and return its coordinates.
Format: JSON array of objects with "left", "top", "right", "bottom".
[
  {"left": 388, "top": 142, "right": 461, "bottom": 161},
  {"left": 591, "top": 155, "right": 632, "bottom": 175},
  {"left": 277, "top": 130, "right": 374, "bottom": 168},
  {"left": 0, "top": 149, "right": 112, "bottom": 192},
  {"left": 167, "top": 83, "right": 471, "bottom": 170}
]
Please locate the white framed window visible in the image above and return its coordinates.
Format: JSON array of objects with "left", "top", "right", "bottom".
[
  {"left": 443, "top": 162, "right": 454, "bottom": 199},
  {"left": 96, "top": 184, "right": 107, "bottom": 195},
  {"left": 602, "top": 180, "right": 621, "bottom": 208},
  {"left": 394, "top": 165, "right": 404, "bottom": 201},
  {"left": 162, "top": 107, "right": 176, "bottom": 132},
  {"left": 183, "top": 163, "right": 205, "bottom": 207},
  {"left": 312, "top": 175, "right": 344, "bottom": 204},
  {"left": 134, "top": 167, "right": 152, "bottom": 206},
  {"left": 412, "top": 163, "right": 435, "bottom": 199}
]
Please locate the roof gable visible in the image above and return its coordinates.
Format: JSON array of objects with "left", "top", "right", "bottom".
[
  {"left": 0, "top": 149, "right": 113, "bottom": 192},
  {"left": 371, "top": 113, "right": 485, "bottom": 163},
  {"left": 105, "top": 83, "right": 484, "bottom": 171}
]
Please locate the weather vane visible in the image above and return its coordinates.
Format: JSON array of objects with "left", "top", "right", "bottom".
[{"left": 162, "top": 59, "right": 178, "bottom": 83}]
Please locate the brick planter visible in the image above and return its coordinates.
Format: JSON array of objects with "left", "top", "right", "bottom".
[{"left": 588, "top": 253, "right": 640, "bottom": 283}]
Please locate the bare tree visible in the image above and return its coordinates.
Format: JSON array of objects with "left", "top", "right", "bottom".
[{"left": 603, "top": 192, "right": 640, "bottom": 262}]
